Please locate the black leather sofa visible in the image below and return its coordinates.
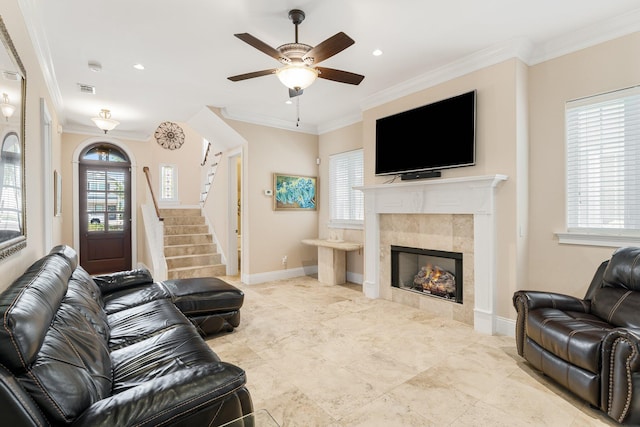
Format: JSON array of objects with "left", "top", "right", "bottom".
[
  {"left": 0, "top": 245, "right": 253, "bottom": 426},
  {"left": 514, "top": 247, "right": 640, "bottom": 424}
]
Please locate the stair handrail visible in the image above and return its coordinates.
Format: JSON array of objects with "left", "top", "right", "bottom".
[
  {"left": 200, "top": 140, "right": 212, "bottom": 166},
  {"left": 143, "top": 166, "right": 163, "bottom": 221}
]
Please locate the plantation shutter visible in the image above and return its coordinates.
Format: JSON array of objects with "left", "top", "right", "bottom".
[
  {"left": 566, "top": 86, "right": 640, "bottom": 233},
  {"left": 329, "top": 149, "right": 364, "bottom": 226}
]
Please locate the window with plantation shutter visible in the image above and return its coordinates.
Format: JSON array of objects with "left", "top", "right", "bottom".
[
  {"left": 564, "top": 86, "right": 640, "bottom": 241},
  {"left": 329, "top": 149, "right": 363, "bottom": 228}
]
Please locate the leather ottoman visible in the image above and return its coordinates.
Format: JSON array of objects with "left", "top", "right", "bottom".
[{"left": 162, "top": 277, "right": 244, "bottom": 336}]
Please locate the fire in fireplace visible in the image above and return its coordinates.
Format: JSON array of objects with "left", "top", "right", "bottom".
[{"left": 391, "top": 246, "right": 463, "bottom": 303}]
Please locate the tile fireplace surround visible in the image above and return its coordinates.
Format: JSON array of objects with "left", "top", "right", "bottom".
[{"left": 357, "top": 175, "right": 507, "bottom": 335}]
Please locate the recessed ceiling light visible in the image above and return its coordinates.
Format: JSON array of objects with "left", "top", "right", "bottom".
[
  {"left": 372, "top": 49, "right": 383, "bottom": 57},
  {"left": 285, "top": 99, "right": 293, "bottom": 105},
  {"left": 133, "top": 63, "right": 145, "bottom": 70}
]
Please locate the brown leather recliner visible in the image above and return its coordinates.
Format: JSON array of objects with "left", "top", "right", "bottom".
[{"left": 514, "top": 246, "right": 640, "bottom": 424}]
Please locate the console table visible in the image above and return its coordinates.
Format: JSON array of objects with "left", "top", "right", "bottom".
[{"left": 302, "top": 238, "right": 362, "bottom": 285}]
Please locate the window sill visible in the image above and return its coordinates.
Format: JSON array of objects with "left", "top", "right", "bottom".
[
  {"left": 556, "top": 231, "right": 640, "bottom": 248},
  {"left": 328, "top": 221, "right": 364, "bottom": 230}
]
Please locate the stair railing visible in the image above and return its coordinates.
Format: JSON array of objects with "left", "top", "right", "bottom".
[
  {"left": 141, "top": 166, "right": 168, "bottom": 280},
  {"left": 200, "top": 151, "right": 223, "bottom": 206}
]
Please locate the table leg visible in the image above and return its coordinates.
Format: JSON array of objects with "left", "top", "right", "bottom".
[{"left": 317, "top": 246, "right": 346, "bottom": 285}]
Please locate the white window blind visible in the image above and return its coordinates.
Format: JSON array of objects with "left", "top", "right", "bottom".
[
  {"left": 566, "top": 86, "right": 640, "bottom": 234},
  {"left": 329, "top": 149, "right": 363, "bottom": 227},
  {"left": 159, "top": 164, "right": 178, "bottom": 202}
]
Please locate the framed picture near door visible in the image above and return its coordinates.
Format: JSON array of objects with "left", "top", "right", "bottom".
[{"left": 273, "top": 173, "right": 317, "bottom": 211}]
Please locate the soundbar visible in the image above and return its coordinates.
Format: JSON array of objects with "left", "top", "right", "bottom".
[{"left": 400, "top": 171, "right": 442, "bottom": 181}]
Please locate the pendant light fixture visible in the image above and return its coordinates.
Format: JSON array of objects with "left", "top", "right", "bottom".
[
  {"left": 0, "top": 93, "right": 15, "bottom": 121},
  {"left": 91, "top": 109, "right": 120, "bottom": 133}
]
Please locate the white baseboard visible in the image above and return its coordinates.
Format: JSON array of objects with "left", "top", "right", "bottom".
[
  {"left": 495, "top": 315, "right": 516, "bottom": 337},
  {"left": 346, "top": 271, "right": 363, "bottom": 285},
  {"left": 244, "top": 265, "right": 318, "bottom": 285},
  {"left": 243, "top": 265, "right": 364, "bottom": 286}
]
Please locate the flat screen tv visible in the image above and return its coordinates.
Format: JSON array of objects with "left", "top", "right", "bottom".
[{"left": 375, "top": 90, "right": 476, "bottom": 178}]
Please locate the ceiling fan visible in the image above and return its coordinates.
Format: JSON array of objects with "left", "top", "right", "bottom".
[{"left": 227, "top": 9, "right": 364, "bottom": 98}]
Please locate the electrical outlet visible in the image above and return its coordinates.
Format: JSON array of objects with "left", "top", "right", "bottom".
[{"left": 282, "top": 255, "right": 287, "bottom": 265}]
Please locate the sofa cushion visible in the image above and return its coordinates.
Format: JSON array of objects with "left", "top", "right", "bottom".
[
  {"left": 527, "top": 308, "right": 612, "bottom": 374},
  {"left": 93, "top": 268, "right": 154, "bottom": 294},
  {"left": 108, "top": 299, "right": 192, "bottom": 350},
  {"left": 102, "top": 283, "right": 172, "bottom": 315},
  {"left": 0, "top": 254, "right": 73, "bottom": 371},
  {"left": 110, "top": 324, "right": 220, "bottom": 394},
  {"left": 591, "top": 287, "right": 640, "bottom": 329},
  {"left": 17, "top": 301, "right": 112, "bottom": 424},
  {"left": 65, "top": 267, "right": 110, "bottom": 341}
]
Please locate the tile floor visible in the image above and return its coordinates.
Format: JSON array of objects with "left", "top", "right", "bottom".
[{"left": 208, "top": 275, "right": 616, "bottom": 426}]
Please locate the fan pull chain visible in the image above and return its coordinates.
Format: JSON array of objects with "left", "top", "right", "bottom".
[{"left": 296, "top": 97, "right": 300, "bottom": 127}]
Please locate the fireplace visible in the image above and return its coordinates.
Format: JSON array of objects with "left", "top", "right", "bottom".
[
  {"left": 357, "top": 175, "right": 507, "bottom": 334},
  {"left": 391, "top": 246, "right": 463, "bottom": 303}
]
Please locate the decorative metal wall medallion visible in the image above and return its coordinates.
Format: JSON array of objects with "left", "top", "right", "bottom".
[{"left": 154, "top": 121, "right": 185, "bottom": 150}]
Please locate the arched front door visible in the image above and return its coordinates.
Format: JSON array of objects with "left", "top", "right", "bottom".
[{"left": 79, "top": 143, "right": 131, "bottom": 274}]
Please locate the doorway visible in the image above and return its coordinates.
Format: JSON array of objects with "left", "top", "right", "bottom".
[
  {"left": 227, "top": 150, "right": 242, "bottom": 276},
  {"left": 78, "top": 143, "right": 131, "bottom": 274}
]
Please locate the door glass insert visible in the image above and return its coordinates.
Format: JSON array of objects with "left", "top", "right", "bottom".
[{"left": 85, "top": 169, "right": 127, "bottom": 232}]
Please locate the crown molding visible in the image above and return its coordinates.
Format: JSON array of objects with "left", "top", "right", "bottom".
[
  {"left": 62, "top": 124, "right": 151, "bottom": 142},
  {"left": 360, "top": 37, "right": 534, "bottom": 113},
  {"left": 317, "top": 111, "right": 362, "bottom": 135},
  {"left": 220, "top": 107, "right": 318, "bottom": 135},
  {"left": 17, "top": 0, "right": 65, "bottom": 123},
  {"left": 528, "top": 8, "right": 640, "bottom": 65}
]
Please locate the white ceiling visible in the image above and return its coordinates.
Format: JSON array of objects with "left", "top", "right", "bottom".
[{"left": 20, "top": 0, "right": 640, "bottom": 139}]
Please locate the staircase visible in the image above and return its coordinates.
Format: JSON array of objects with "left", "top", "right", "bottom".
[{"left": 161, "top": 208, "right": 226, "bottom": 279}]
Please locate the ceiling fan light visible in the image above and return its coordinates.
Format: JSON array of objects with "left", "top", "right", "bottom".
[
  {"left": 276, "top": 65, "right": 318, "bottom": 90},
  {"left": 91, "top": 109, "right": 120, "bottom": 133}
]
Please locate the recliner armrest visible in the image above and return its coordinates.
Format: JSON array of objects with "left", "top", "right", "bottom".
[
  {"left": 512, "top": 291, "right": 590, "bottom": 356},
  {"left": 92, "top": 269, "right": 154, "bottom": 295},
  {"left": 513, "top": 290, "right": 590, "bottom": 313},
  {"left": 602, "top": 328, "right": 640, "bottom": 425}
]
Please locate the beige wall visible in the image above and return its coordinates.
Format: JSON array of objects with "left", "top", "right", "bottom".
[
  {"left": 362, "top": 59, "right": 527, "bottom": 319},
  {"left": 0, "top": 2, "right": 64, "bottom": 291},
  {"left": 527, "top": 32, "right": 640, "bottom": 297},
  {"left": 217, "top": 118, "right": 319, "bottom": 277},
  {"left": 318, "top": 122, "right": 364, "bottom": 280}
]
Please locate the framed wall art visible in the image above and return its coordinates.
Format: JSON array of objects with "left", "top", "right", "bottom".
[{"left": 273, "top": 173, "right": 317, "bottom": 211}]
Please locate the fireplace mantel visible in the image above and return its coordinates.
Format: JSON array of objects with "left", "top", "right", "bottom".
[{"left": 356, "top": 174, "right": 507, "bottom": 335}]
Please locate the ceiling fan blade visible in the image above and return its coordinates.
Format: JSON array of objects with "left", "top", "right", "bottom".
[
  {"left": 234, "top": 33, "right": 288, "bottom": 63},
  {"left": 302, "top": 32, "right": 355, "bottom": 64},
  {"left": 289, "top": 88, "right": 304, "bottom": 98},
  {"left": 227, "top": 69, "right": 277, "bottom": 82},
  {"left": 316, "top": 67, "right": 365, "bottom": 85}
]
